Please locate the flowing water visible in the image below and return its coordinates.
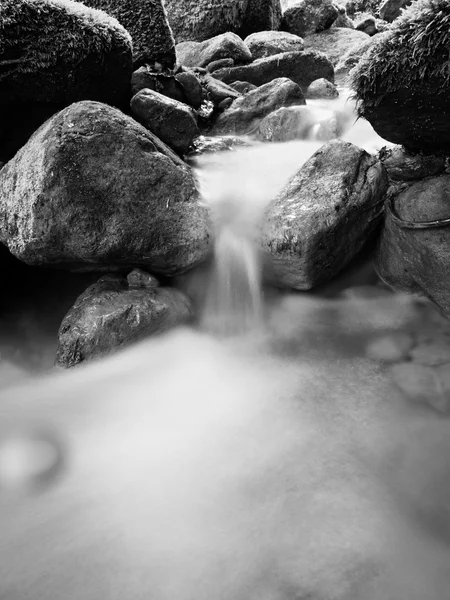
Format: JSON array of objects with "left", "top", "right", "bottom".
[{"left": 1, "top": 92, "right": 450, "bottom": 600}]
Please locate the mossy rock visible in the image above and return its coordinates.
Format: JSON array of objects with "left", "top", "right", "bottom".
[
  {"left": 350, "top": 0, "right": 450, "bottom": 153},
  {"left": 0, "top": 0, "right": 132, "bottom": 106},
  {"left": 80, "top": 0, "right": 176, "bottom": 69}
]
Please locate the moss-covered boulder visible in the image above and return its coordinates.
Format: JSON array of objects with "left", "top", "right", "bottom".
[
  {"left": 0, "top": 101, "right": 211, "bottom": 275},
  {"left": 0, "top": 0, "right": 132, "bottom": 161},
  {"left": 80, "top": 0, "right": 176, "bottom": 69},
  {"left": 351, "top": 0, "right": 450, "bottom": 153}
]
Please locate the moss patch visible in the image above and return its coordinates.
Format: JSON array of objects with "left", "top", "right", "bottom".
[{"left": 351, "top": 0, "right": 450, "bottom": 112}]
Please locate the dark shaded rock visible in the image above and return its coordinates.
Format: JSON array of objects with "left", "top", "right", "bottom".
[
  {"left": 375, "top": 175, "right": 450, "bottom": 318},
  {"left": 78, "top": 0, "right": 176, "bottom": 69},
  {"left": 210, "top": 77, "right": 305, "bottom": 135},
  {"left": 229, "top": 81, "right": 258, "bottom": 93},
  {"left": 175, "top": 71, "right": 204, "bottom": 107},
  {"left": 186, "top": 135, "right": 253, "bottom": 161},
  {"left": 213, "top": 51, "right": 334, "bottom": 91},
  {"left": 379, "top": 0, "right": 412, "bottom": 22},
  {"left": 355, "top": 15, "right": 378, "bottom": 35},
  {"left": 351, "top": 0, "right": 450, "bottom": 154},
  {"left": 244, "top": 31, "right": 304, "bottom": 59},
  {"left": 164, "top": 0, "right": 249, "bottom": 43},
  {"left": 130, "top": 88, "right": 200, "bottom": 155},
  {"left": 239, "top": 0, "right": 283, "bottom": 37},
  {"left": 303, "top": 28, "right": 370, "bottom": 66},
  {"left": 207, "top": 58, "right": 235, "bottom": 72},
  {"left": 176, "top": 33, "right": 252, "bottom": 69},
  {"left": 281, "top": 0, "right": 339, "bottom": 37},
  {"left": 127, "top": 268, "right": 160, "bottom": 289},
  {"left": 131, "top": 68, "right": 186, "bottom": 102},
  {"left": 380, "top": 147, "right": 446, "bottom": 182},
  {"left": 56, "top": 274, "right": 192, "bottom": 367},
  {"left": 261, "top": 140, "right": 388, "bottom": 289},
  {"left": 218, "top": 98, "right": 234, "bottom": 110},
  {"left": 306, "top": 78, "right": 339, "bottom": 98},
  {"left": 203, "top": 75, "right": 242, "bottom": 102},
  {"left": 0, "top": 101, "right": 211, "bottom": 275},
  {"left": 256, "top": 105, "right": 345, "bottom": 141}
]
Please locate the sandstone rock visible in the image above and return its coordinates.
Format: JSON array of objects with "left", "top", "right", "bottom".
[
  {"left": 244, "top": 31, "right": 304, "bottom": 59},
  {"left": 207, "top": 59, "right": 235, "bottom": 72},
  {"left": 176, "top": 33, "right": 252, "bottom": 69},
  {"left": 229, "top": 81, "right": 258, "bottom": 93},
  {"left": 0, "top": 101, "right": 211, "bottom": 275},
  {"left": 379, "top": 0, "right": 412, "bottom": 22},
  {"left": 355, "top": 15, "right": 377, "bottom": 35},
  {"left": 210, "top": 77, "right": 305, "bottom": 136},
  {"left": 306, "top": 78, "right": 339, "bottom": 98},
  {"left": 380, "top": 147, "right": 446, "bottom": 182},
  {"left": 375, "top": 174, "right": 450, "bottom": 318},
  {"left": 256, "top": 105, "right": 344, "bottom": 141},
  {"left": 239, "top": 0, "right": 283, "bottom": 37},
  {"left": 281, "top": 0, "right": 338, "bottom": 37},
  {"left": 164, "top": 0, "right": 248, "bottom": 43},
  {"left": 56, "top": 274, "right": 192, "bottom": 367},
  {"left": 261, "top": 140, "right": 388, "bottom": 289},
  {"left": 213, "top": 50, "right": 334, "bottom": 91},
  {"left": 304, "top": 28, "right": 370, "bottom": 66},
  {"left": 79, "top": 0, "right": 176, "bottom": 69},
  {"left": 130, "top": 89, "right": 200, "bottom": 155}
]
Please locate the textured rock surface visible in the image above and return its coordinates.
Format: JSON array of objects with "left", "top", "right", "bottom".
[
  {"left": 375, "top": 175, "right": 450, "bottom": 318},
  {"left": 130, "top": 88, "right": 200, "bottom": 155},
  {"left": 244, "top": 31, "right": 304, "bottom": 59},
  {"left": 304, "top": 28, "right": 370, "bottom": 66},
  {"left": 239, "top": 0, "right": 283, "bottom": 37},
  {"left": 186, "top": 135, "right": 252, "bottom": 160},
  {"left": 0, "top": 101, "right": 211, "bottom": 275},
  {"left": 56, "top": 274, "right": 192, "bottom": 367},
  {"left": 335, "top": 37, "right": 373, "bottom": 82},
  {"left": 229, "top": 80, "right": 258, "bottom": 93},
  {"left": 306, "top": 78, "right": 339, "bottom": 98},
  {"left": 164, "top": 0, "right": 249, "bottom": 43},
  {"left": 176, "top": 33, "right": 252, "bottom": 68},
  {"left": 203, "top": 75, "right": 242, "bottom": 102},
  {"left": 210, "top": 77, "right": 305, "bottom": 135},
  {"left": 213, "top": 50, "right": 334, "bottom": 90},
  {"left": 256, "top": 105, "right": 345, "bottom": 141},
  {"left": 262, "top": 140, "right": 388, "bottom": 289},
  {"left": 379, "top": 0, "right": 412, "bottom": 22},
  {"left": 281, "top": 0, "right": 338, "bottom": 37},
  {"left": 355, "top": 15, "right": 377, "bottom": 35},
  {"left": 78, "top": 0, "right": 176, "bottom": 69},
  {"left": 380, "top": 147, "right": 446, "bottom": 182}
]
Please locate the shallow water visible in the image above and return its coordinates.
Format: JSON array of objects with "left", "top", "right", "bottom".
[{"left": 0, "top": 91, "right": 449, "bottom": 600}]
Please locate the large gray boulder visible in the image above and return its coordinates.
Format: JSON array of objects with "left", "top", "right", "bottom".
[
  {"left": 56, "top": 273, "right": 193, "bottom": 367},
  {"left": 303, "top": 28, "right": 370, "bottom": 66},
  {"left": 261, "top": 140, "right": 388, "bottom": 289},
  {"left": 78, "top": 0, "right": 176, "bottom": 69},
  {"left": 130, "top": 89, "right": 200, "bottom": 155},
  {"left": 281, "top": 0, "right": 339, "bottom": 37},
  {"left": 213, "top": 50, "right": 334, "bottom": 91},
  {"left": 375, "top": 174, "right": 450, "bottom": 318},
  {"left": 244, "top": 31, "right": 304, "bottom": 59},
  {"left": 0, "top": 101, "right": 211, "bottom": 275},
  {"left": 210, "top": 77, "right": 305, "bottom": 135},
  {"left": 176, "top": 33, "right": 252, "bottom": 68}
]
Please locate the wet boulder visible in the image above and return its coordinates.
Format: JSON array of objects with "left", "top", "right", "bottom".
[
  {"left": 79, "top": 0, "right": 176, "bottom": 69},
  {"left": 375, "top": 174, "right": 450, "bottom": 318},
  {"left": 207, "top": 58, "right": 235, "bottom": 72},
  {"left": 0, "top": 101, "right": 211, "bottom": 275},
  {"left": 131, "top": 68, "right": 185, "bottom": 102},
  {"left": 130, "top": 89, "right": 200, "bottom": 155},
  {"left": 238, "top": 0, "right": 283, "bottom": 37},
  {"left": 164, "top": 0, "right": 248, "bottom": 43},
  {"left": 244, "top": 31, "right": 304, "bottom": 59},
  {"left": 203, "top": 75, "right": 242, "bottom": 103},
  {"left": 379, "top": 0, "right": 413, "bottom": 22},
  {"left": 0, "top": 0, "right": 132, "bottom": 162},
  {"left": 380, "top": 147, "right": 446, "bottom": 182},
  {"left": 303, "top": 28, "right": 370, "bottom": 66},
  {"left": 256, "top": 105, "right": 346, "bottom": 141},
  {"left": 350, "top": 0, "right": 450, "bottom": 154},
  {"left": 261, "top": 140, "right": 388, "bottom": 289},
  {"left": 281, "top": 0, "right": 339, "bottom": 37},
  {"left": 187, "top": 135, "right": 253, "bottom": 161},
  {"left": 306, "top": 78, "right": 339, "bottom": 99},
  {"left": 210, "top": 77, "right": 305, "bottom": 136},
  {"left": 56, "top": 273, "right": 192, "bottom": 367},
  {"left": 213, "top": 50, "right": 334, "bottom": 91},
  {"left": 229, "top": 81, "right": 258, "bottom": 93},
  {"left": 176, "top": 33, "right": 252, "bottom": 68}
]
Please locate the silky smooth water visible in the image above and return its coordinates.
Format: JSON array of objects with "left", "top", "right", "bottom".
[{"left": 1, "top": 92, "right": 449, "bottom": 600}]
